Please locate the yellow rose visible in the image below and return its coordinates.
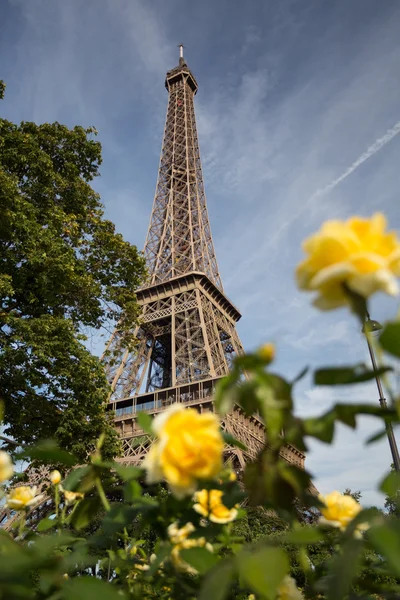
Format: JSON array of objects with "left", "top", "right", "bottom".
[
  {"left": 167, "top": 521, "right": 196, "bottom": 545},
  {"left": 63, "top": 490, "right": 84, "bottom": 505},
  {"left": 134, "top": 563, "right": 149, "bottom": 572},
  {"left": 167, "top": 521, "right": 213, "bottom": 573},
  {"left": 193, "top": 489, "right": 238, "bottom": 524},
  {"left": 0, "top": 451, "right": 14, "bottom": 483},
  {"left": 143, "top": 404, "right": 224, "bottom": 498},
  {"left": 296, "top": 213, "right": 400, "bottom": 310},
  {"left": 49, "top": 470, "right": 61, "bottom": 485},
  {"left": 277, "top": 576, "right": 304, "bottom": 600},
  {"left": 5, "top": 486, "right": 43, "bottom": 510},
  {"left": 319, "top": 491, "right": 368, "bottom": 536},
  {"left": 257, "top": 342, "right": 275, "bottom": 363}
]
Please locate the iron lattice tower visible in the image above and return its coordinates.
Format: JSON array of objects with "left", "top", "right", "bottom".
[{"left": 102, "top": 48, "right": 305, "bottom": 473}]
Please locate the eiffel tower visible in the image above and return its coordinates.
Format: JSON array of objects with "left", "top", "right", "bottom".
[{"left": 102, "top": 47, "right": 305, "bottom": 473}]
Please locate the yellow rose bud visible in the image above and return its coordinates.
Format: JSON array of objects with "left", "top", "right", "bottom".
[
  {"left": 193, "top": 489, "right": 238, "bottom": 524},
  {"left": 167, "top": 521, "right": 195, "bottom": 545},
  {"left": 277, "top": 575, "right": 304, "bottom": 600},
  {"left": 168, "top": 521, "right": 213, "bottom": 574},
  {"left": 0, "top": 451, "right": 14, "bottom": 483},
  {"left": 143, "top": 405, "right": 224, "bottom": 498},
  {"left": 257, "top": 342, "right": 275, "bottom": 363},
  {"left": 63, "top": 490, "right": 84, "bottom": 505},
  {"left": 5, "top": 486, "right": 43, "bottom": 510},
  {"left": 49, "top": 470, "right": 61, "bottom": 485},
  {"left": 296, "top": 213, "right": 400, "bottom": 310}
]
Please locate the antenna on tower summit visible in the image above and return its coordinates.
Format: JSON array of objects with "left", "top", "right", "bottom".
[{"left": 178, "top": 43, "right": 184, "bottom": 59}]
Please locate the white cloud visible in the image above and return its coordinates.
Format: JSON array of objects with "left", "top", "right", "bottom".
[{"left": 283, "top": 319, "right": 353, "bottom": 351}]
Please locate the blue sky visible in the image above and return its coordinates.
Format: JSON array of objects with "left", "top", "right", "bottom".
[{"left": 2, "top": 0, "right": 400, "bottom": 506}]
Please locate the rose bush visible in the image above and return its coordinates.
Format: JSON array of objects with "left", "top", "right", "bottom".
[{"left": 0, "top": 213, "right": 400, "bottom": 599}]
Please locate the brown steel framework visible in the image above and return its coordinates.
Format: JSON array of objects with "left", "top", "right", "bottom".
[{"left": 102, "top": 48, "right": 305, "bottom": 474}]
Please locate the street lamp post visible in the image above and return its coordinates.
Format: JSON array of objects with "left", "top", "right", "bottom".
[{"left": 362, "top": 313, "right": 400, "bottom": 472}]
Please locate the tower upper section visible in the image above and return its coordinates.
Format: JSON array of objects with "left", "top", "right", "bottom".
[
  {"left": 143, "top": 49, "right": 223, "bottom": 290},
  {"left": 165, "top": 46, "right": 198, "bottom": 94}
]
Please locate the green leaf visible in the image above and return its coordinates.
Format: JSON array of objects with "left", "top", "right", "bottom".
[
  {"left": 102, "top": 504, "right": 138, "bottom": 535},
  {"left": 315, "top": 364, "right": 392, "bottom": 386},
  {"left": 380, "top": 470, "right": 400, "bottom": 499},
  {"left": 112, "top": 463, "right": 142, "bottom": 481},
  {"left": 136, "top": 411, "right": 153, "bottom": 435},
  {"left": 62, "top": 466, "right": 96, "bottom": 493},
  {"left": 379, "top": 321, "right": 400, "bottom": 358},
  {"left": 214, "top": 375, "right": 237, "bottom": 415},
  {"left": 291, "top": 366, "right": 309, "bottom": 385},
  {"left": 222, "top": 432, "right": 247, "bottom": 451},
  {"left": 326, "top": 538, "right": 364, "bottom": 600},
  {"left": 62, "top": 577, "right": 128, "bottom": 600},
  {"left": 238, "top": 547, "right": 289, "bottom": 600},
  {"left": 368, "top": 520, "right": 400, "bottom": 577},
  {"left": 37, "top": 517, "right": 57, "bottom": 532},
  {"left": 303, "top": 414, "right": 335, "bottom": 443},
  {"left": 235, "top": 380, "right": 262, "bottom": 416},
  {"left": 334, "top": 403, "right": 397, "bottom": 427},
  {"left": 344, "top": 507, "right": 380, "bottom": 536},
  {"left": 366, "top": 428, "right": 388, "bottom": 444},
  {"left": 123, "top": 479, "right": 142, "bottom": 503},
  {"left": 199, "top": 561, "right": 235, "bottom": 600},
  {"left": 70, "top": 496, "right": 103, "bottom": 530},
  {"left": 146, "top": 544, "right": 171, "bottom": 576},
  {"left": 180, "top": 547, "right": 219, "bottom": 574},
  {"left": 18, "top": 440, "right": 77, "bottom": 466}
]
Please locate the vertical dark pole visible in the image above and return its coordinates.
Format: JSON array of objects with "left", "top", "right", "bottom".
[{"left": 365, "top": 333, "right": 400, "bottom": 472}]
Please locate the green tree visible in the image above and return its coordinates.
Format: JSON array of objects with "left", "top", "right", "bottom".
[
  {"left": 0, "top": 80, "right": 146, "bottom": 459},
  {"left": 384, "top": 464, "right": 400, "bottom": 516},
  {"left": 343, "top": 488, "right": 362, "bottom": 502}
]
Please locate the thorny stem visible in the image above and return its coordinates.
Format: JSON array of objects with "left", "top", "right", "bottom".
[
  {"left": 107, "top": 555, "right": 111, "bottom": 581},
  {"left": 123, "top": 527, "right": 129, "bottom": 551},
  {"left": 55, "top": 484, "right": 59, "bottom": 520},
  {"left": 17, "top": 512, "right": 26, "bottom": 539}
]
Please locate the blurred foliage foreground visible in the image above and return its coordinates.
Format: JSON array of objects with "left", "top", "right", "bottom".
[{"left": 1, "top": 214, "right": 400, "bottom": 600}]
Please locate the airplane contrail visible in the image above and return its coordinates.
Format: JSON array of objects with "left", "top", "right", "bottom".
[
  {"left": 225, "top": 120, "right": 400, "bottom": 286},
  {"left": 309, "top": 120, "right": 400, "bottom": 202}
]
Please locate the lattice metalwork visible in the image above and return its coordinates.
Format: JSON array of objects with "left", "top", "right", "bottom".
[
  {"left": 143, "top": 54, "right": 222, "bottom": 290},
  {"left": 102, "top": 48, "right": 305, "bottom": 472}
]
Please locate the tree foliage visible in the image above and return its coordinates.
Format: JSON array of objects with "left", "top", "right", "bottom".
[
  {"left": 343, "top": 488, "right": 362, "bottom": 503},
  {"left": 0, "top": 80, "right": 146, "bottom": 458}
]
